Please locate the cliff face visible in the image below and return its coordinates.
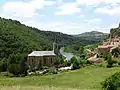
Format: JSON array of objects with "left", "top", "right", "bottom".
[
  {"left": 109, "top": 24, "right": 120, "bottom": 47},
  {"left": 97, "top": 24, "right": 120, "bottom": 54},
  {"left": 110, "top": 25, "right": 120, "bottom": 38}
]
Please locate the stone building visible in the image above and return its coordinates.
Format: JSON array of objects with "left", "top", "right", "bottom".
[
  {"left": 97, "top": 45, "right": 113, "bottom": 54},
  {"left": 88, "top": 57, "right": 104, "bottom": 63},
  {"left": 27, "top": 42, "right": 59, "bottom": 69},
  {"left": 98, "top": 35, "right": 120, "bottom": 54}
]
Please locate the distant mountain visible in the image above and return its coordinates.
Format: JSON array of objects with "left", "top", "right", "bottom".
[
  {"left": 74, "top": 31, "right": 108, "bottom": 41},
  {"left": 75, "top": 31, "right": 107, "bottom": 37}
]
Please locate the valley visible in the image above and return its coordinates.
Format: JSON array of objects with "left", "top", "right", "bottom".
[{"left": 0, "top": 17, "right": 120, "bottom": 90}]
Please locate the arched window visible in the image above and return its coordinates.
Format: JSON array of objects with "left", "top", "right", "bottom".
[
  {"left": 31, "top": 58, "right": 33, "bottom": 63},
  {"left": 44, "top": 58, "right": 46, "bottom": 65},
  {"left": 51, "top": 58, "right": 53, "bottom": 64}
]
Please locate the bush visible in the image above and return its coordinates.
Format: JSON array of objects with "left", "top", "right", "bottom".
[
  {"left": 72, "top": 62, "right": 80, "bottom": 70},
  {"left": 70, "top": 56, "right": 77, "bottom": 64},
  {"left": 79, "top": 59, "right": 87, "bottom": 67},
  {"left": 102, "top": 72, "right": 120, "bottom": 90},
  {"left": 63, "top": 60, "right": 71, "bottom": 67},
  {"left": 72, "top": 59, "right": 80, "bottom": 70},
  {"left": 118, "top": 61, "right": 120, "bottom": 66},
  {"left": 42, "top": 68, "right": 57, "bottom": 74},
  {"left": 106, "top": 53, "right": 117, "bottom": 68},
  {"left": 8, "top": 64, "right": 20, "bottom": 76},
  {"left": 48, "top": 68, "right": 57, "bottom": 74}
]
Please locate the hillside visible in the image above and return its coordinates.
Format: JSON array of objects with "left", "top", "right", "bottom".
[
  {"left": 75, "top": 31, "right": 108, "bottom": 41},
  {"left": 110, "top": 27, "right": 120, "bottom": 38},
  {"left": 0, "top": 17, "right": 100, "bottom": 72}
]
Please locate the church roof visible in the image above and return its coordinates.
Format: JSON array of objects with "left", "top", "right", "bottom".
[{"left": 28, "top": 51, "right": 56, "bottom": 56}]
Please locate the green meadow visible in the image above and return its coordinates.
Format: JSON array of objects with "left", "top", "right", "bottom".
[{"left": 0, "top": 65, "right": 120, "bottom": 90}]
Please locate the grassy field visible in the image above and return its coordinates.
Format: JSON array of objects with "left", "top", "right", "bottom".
[{"left": 0, "top": 65, "right": 120, "bottom": 90}]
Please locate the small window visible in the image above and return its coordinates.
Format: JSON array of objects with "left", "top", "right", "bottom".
[
  {"left": 44, "top": 58, "right": 46, "bottom": 64},
  {"left": 32, "top": 59, "right": 33, "bottom": 63},
  {"left": 51, "top": 58, "right": 53, "bottom": 64}
]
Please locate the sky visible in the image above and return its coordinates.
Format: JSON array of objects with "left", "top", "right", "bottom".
[{"left": 0, "top": 0, "right": 120, "bottom": 35}]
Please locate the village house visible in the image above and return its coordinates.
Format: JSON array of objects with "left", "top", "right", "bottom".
[
  {"left": 87, "top": 51, "right": 96, "bottom": 57},
  {"left": 88, "top": 24, "right": 120, "bottom": 63},
  {"left": 88, "top": 57, "right": 104, "bottom": 63},
  {"left": 98, "top": 35, "right": 120, "bottom": 54},
  {"left": 97, "top": 45, "right": 113, "bottom": 54},
  {"left": 97, "top": 24, "right": 120, "bottom": 54},
  {"left": 27, "top": 42, "right": 59, "bottom": 69}
]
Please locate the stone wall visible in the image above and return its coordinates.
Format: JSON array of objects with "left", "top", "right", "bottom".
[{"left": 27, "top": 55, "right": 56, "bottom": 69}]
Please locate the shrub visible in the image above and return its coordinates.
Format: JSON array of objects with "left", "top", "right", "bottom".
[
  {"left": 79, "top": 59, "right": 87, "bottom": 67},
  {"left": 42, "top": 68, "right": 57, "bottom": 74},
  {"left": 72, "top": 59, "right": 80, "bottom": 70},
  {"left": 8, "top": 64, "right": 20, "bottom": 76},
  {"left": 42, "top": 66, "right": 49, "bottom": 69},
  {"left": 111, "top": 47, "right": 120, "bottom": 58},
  {"left": 48, "top": 68, "right": 57, "bottom": 74},
  {"left": 102, "top": 72, "right": 120, "bottom": 90},
  {"left": 70, "top": 56, "right": 77, "bottom": 63},
  {"left": 118, "top": 61, "right": 120, "bottom": 66},
  {"left": 106, "top": 53, "right": 117, "bottom": 68},
  {"left": 63, "top": 60, "right": 71, "bottom": 67}
]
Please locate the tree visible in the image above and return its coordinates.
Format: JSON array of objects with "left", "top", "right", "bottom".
[
  {"left": 8, "top": 64, "right": 20, "bottom": 75},
  {"left": 19, "top": 59, "right": 27, "bottom": 75},
  {"left": 70, "top": 56, "right": 77, "bottom": 64},
  {"left": 102, "top": 72, "right": 120, "bottom": 90},
  {"left": 111, "top": 47, "right": 120, "bottom": 58},
  {"left": 79, "top": 46, "right": 84, "bottom": 54},
  {"left": 72, "top": 59, "right": 80, "bottom": 70},
  {"left": 63, "top": 60, "right": 71, "bottom": 67},
  {"left": 70, "top": 56, "right": 80, "bottom": 70},
  {"left": 103, "top": 53, "right": 109, "bottom": 60},
  {"left": 0, "top": 58, "right": 7, "bottom": 72},
  {"left": 107, "top": 53, "right": 117, "bottom": 68}
]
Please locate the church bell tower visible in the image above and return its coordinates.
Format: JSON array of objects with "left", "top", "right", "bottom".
[{"left": 53, "top": 42, "right": 59, "bottom": 55}]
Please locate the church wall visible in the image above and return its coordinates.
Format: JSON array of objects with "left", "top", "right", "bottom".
[{"left": 27, "top": 55, "right": 57, "bottom": 69}]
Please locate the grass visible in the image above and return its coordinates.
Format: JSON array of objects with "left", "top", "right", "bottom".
[{"left": 0, "top": 65, "right": 120, "bottom": 90}]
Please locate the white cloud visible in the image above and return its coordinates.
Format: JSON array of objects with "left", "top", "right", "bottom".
[
  {"left": 95, "top": 6, "right": 120, "bottom": 15},
  {"left": 109, "top": 23, "right": 118, "bottom": 28},
  {"left": 57, "top": 0, "right": 63, "bottom": 5},
  {"left": 44, "top": 1, "right": 56, "bottom": 5},
  {"left": 24, "top": 19, "right": 98, "bottom": 34},
  {"left": 76, "top": 0, "right": 120, "bottom": 5},
  {"left": 56, "top": 3, "right": 81, "bottom": 15},
  {"left": 0, "top": 0, "right": 56, "bottom": 18},
  {"left": 77, "top": 15, "right": 84, "bottom": 18},
  {"left": 85, "top": 18, "right": 102, "bottom": 24},
  {"left": 2, "top": 1, "right": 37, "bottom": 18}
]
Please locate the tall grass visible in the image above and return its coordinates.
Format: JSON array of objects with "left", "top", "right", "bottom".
[
  {"left": 0, "top": 86, "right": 81, "bottom": 90},
  {"left": 0, "top": 65, "right": 120, "bottom": 90}
]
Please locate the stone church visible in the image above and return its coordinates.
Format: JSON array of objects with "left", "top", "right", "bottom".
[{"left": 27, "top": 42, "right": 59, "bottom": 69}]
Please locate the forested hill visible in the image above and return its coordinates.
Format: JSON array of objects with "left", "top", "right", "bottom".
[
  {"left": 75, "top": 31, "right": 108, "bottom": 41},
  {"left": 0, "top": 17, "right": 100, "bottom": 72}
]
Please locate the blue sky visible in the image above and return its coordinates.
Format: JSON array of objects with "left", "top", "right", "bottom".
[{"left": 0, "top": 0, "right": 120, "bottom": 34}]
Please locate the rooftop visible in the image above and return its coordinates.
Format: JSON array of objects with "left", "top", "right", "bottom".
[
  {"left": 98, "top": 45, "right": 114, "bottom": 49},
  {"left": 88, "top": 57, "right": 103, "bottom": 62},
  {"left": 28, "top": 51, "right": 56, "bottom": 56},
  {"left": 98, "top": 46, "right": 109, "bottom": 48}
]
